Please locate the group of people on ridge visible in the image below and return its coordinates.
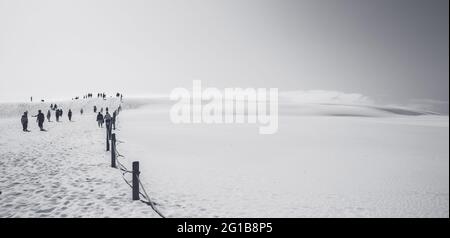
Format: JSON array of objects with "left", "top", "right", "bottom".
[
  {"left": 96, "top": 107, "right": 119, "bottom": 130},
  {"left": 21, "top": 103, "right": 121, "bottom": 132},
  {"left": 21, "top": 93, "right": 123, "bottom": 132},
  {"left": 21, "top": 106, "right": 79, "bottom": 132}
]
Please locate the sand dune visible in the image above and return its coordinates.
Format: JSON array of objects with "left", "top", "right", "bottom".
[{"left": 1, "top": 97, "right": 448, "bottom": 217}]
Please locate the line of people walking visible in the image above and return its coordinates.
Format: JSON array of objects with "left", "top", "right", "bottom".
[
  {"left": 21, "top": 106, "right": 81, "bottom": 132},
  {"left": 21, "top": 103, "right": 121, "bottom": 132}
]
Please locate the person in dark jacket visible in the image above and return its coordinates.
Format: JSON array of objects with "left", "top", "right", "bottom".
[
  {"left": 96, "top": 112, "right": 104, "bottom": 127},
  {"left": 46, "top": 110, "right": 51, "bottom": 122},
  {"left": 93, "top": 105, "right": 97, "bottom": 113},
  {"left": 104, "top": 111, "right": 112, "bottom": 137},
  {"left": 33, "top": 110, "right": 45, "bottom": 131},
  {"left": 68, "top": 109, "right": 73, "bottom": 121},
  {"left": 21, "top": 111, "right": 29, "bottom": 132},
  {"left": 55, "top": 109, "right": 59, "bottom": 122},
  {"left": 80, "top": 108, "right": 84, "bottom": 115}
]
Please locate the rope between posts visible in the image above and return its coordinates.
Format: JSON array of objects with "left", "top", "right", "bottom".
[
  {"left": 116, "top": 157, "right": 132, "bottom": 174},
  {"left": 114, "top": 145, "right": 165, "bottom": 218},
  {"left": 107, "top": 105, "right": 165, "bottom": 218},
  {"left": 114, "top": 142, "right": 165, "bottom": 218},
  {"left": 115, "top": 149, "right": 125, "bottom": 158},
  {"left": 138, "top": 176, "right": 166, "bottom": 218}
]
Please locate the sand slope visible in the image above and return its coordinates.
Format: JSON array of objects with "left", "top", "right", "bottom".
[{"left": 0, "top": 98, "right": 159, "bottom": 217}]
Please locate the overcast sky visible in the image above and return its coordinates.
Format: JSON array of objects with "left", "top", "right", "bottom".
[{"left": 0, "top": 0, "right": 448, "bottom": 109}]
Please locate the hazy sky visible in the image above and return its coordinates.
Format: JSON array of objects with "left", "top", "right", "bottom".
[{"left": 0, "top": 0, "right": 448, "bottom": 107}]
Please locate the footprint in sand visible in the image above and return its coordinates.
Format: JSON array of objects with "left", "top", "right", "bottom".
[{"left": 36, "top": 207, "right": 56, "bottom": 213}]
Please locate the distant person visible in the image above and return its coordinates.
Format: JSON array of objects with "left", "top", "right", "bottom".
[
  {"left": 56, "top": 109, "right": 62, "bottom": 122},
  {"left": 104, "top": 110, "right": 111, "bottom": 122},
  {"left": 21, "top": 111, "right": 29, "bottom": 132},
  {"left": 93, "top": 105, "right": 97, "bottom": 113},
  {"left": 30, "top": 96, "right": 32, "bottom": 102},
  {"left": 104, "top": 111, "right": 112, "bottom": 135},
  {"left": 46, "top": 110, "right": 51, "bottom": 122},
  {"left": 100, "top": 107, "right": 103, "bottom": 113},
  {"left": 96, "top": 112, "right": 104, "bottom": 128},
  {"left": 80, "top": 108, "right": 84, "bottom": 115},
  {"left": 55, "top": 109, "right": 59, "bottom": 122},
  {"left": 32, "top": 110, "right": 45, "bottom": 131},
  {"left": 68, "top": 109, "right": 73, "bottom": 121}
]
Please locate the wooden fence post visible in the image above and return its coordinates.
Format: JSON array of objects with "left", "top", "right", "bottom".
[
  {"left": 106, "top": 125, "right": 110, "bottom": 151},
  {"left": 132, "top": 161, "right": 140, "bottom": 200},
  {"left": 111, "top": 133, "right": 116, "bottom": 168},
  {"left": 107, "top": 123, "right": 111, "bottom": 140}
]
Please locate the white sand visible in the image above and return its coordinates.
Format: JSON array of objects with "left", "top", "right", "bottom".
[
  {"left": 0, "top": 97, "right": 448, "bottom": 217},
  {"left": 117, "top": 98, "right": 449, "bottom": 217},
  {"left": 0, "top": 98, "right": 159, "bottom": 217}
]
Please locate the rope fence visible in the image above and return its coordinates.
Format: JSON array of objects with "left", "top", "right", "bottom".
[{"left": 102, "top": 101, "right": 166, "bottom": 218}]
